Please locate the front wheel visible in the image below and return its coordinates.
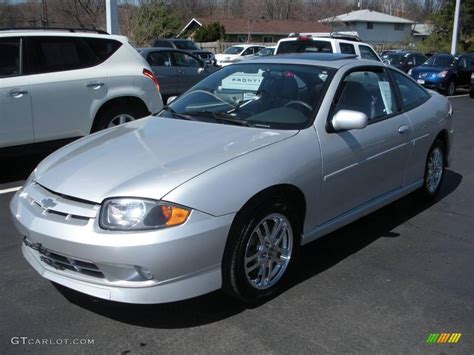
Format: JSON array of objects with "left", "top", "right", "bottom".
[
  {"left": 418, "top": 139, "right": 446, "bottom": 200},
  {"left": 443, "top": 81, "right": 456, "bottom": 96},
  {"left": 92, "top": 103, "right": 148, "bottom": 132},
  {"left": 222, "top": 200, "right": 301, "bottom": 304}
]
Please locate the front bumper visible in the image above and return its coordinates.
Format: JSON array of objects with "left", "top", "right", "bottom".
[{"left": 10, "top": 185, "right": 234, "bottom": 304}]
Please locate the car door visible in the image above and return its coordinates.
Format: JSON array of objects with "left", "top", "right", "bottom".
[
  {"left": 457, "top": 55, "right": 473, "bottom": 87},
  {"left": 0, "top": 36, "right": 34, "bottom": 148},
  {"left": 171, "top": 51, "right": 204, "bottom": 93},
  {"left": 315, "top": 66, "right": 413, "bottom": 224},
  {"left": 146, "top": 50, "right": 178, "bottom": 95},
  {"left": 26, "top": 36, "right": 108, "bottom": 142}
]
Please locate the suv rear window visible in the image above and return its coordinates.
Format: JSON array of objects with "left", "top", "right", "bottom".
[
  {"left": 0, "top": 37, "right": 21, "bottom": 78},
  {"left": 276, "top": 40, "right": 333, "bottom": 54},
  {"left": 27, "top": 36, "right": 121, "bottom": 74}
]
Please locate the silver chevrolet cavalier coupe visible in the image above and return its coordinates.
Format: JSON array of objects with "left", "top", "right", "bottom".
[{"left": 11, "top": 54, "right": 453, "bottom": 304}]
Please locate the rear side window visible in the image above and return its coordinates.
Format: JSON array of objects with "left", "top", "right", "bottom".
[
  {"left": 339, "top": 43, "right": 355, "bottom": 54},
  {"left": 277, "top": 40, "right": 333, "bottom": 54},
  {"left": 390, "top": 70, "right": 430, "bottom": 110},
  {"left": 359, "top": 45, "right": 379, "bottom": 61},
  {"left": 82, "top": 38, "right": 121, "bottom": 62},
  {"left": 0, "top": 37, "right": 21, "bottom": 78},
  {"left": 153, "top": 40, "right": 173, "bottom": 48},
  {"left": 27, "top": 36, "right": 119, "bottom": 74}
]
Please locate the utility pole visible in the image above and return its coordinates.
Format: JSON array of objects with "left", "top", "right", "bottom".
[
  {"left": 41, "top": 0, "right": 48, "bottom": 28},
  {"left": 106, "top": 0, "right": 118, "bottom": 34},
  {"left": 451, "top": 0, "right": 461, "bottom": 55}
]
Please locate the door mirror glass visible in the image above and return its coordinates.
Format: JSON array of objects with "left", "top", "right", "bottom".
[
  {"left": 332, "top": 110, "right": 368, "bottom": 131},
  {"left": 167, "top": 96, "right": 177, "bottom": 105}
]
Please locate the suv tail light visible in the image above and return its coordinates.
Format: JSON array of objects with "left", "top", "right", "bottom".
[
  {"left": 143, "top": 68, "right": 160, "bottom": 92},
  {"left": 297, "top": 35, "right": 311, "bottom": 41}
]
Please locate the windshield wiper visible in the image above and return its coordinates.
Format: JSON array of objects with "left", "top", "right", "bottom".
[
  {"left": 184, "top": 111, "right": 255, "bottom": 127},
  {"left": 162, "top": 106, "right": 196, "bottom": 121}
]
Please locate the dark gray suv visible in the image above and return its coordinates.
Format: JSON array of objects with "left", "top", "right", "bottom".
[{"left": 152, "top": 38, "right": 215, "bottom": 66}]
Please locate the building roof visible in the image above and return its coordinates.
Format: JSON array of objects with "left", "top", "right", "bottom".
[
  {"left": 180, "top": 17, "right": 330, "bottom": 36},
  {"left": 320, "top": 9, "right": 414, "bottom": 24}
]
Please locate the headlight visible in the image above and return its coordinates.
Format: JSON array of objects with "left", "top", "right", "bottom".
[
  {"left": 408, "top": 69, "right": 412, "bottom": 76},
  {"left": 438, "top": 70, "right": 448, "bottom": 78},
  {"left": 99, "top": 198, "right": 191, "bottom": 231}
]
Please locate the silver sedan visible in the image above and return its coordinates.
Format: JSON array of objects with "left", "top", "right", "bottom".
[{"left": 10, "top": 53, "right": 453, "bottom": 304}]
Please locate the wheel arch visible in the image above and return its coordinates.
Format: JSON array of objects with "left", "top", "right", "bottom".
[
  {"left": 91, "top": 96, "right": 150, "bottom": 133},
  {"left": 435, "top": 129, "right": 450, "bottom": 165}
]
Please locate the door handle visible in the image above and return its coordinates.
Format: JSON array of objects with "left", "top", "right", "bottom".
[
  {"left": 9, "top": 90, "right": 28, "bottom": 98},
  {"left": 86, "top": 82, "right": 105, "bottom": 89},
  {"left": 398, "top": 125, "right": 409, "bottom": 134}
]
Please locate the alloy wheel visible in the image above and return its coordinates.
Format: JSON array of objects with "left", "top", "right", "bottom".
[
  {"left": 426, "top": 147, "right": 444, "bottom": 193},
  {"left": 107, "top": 113, "right": 136, "bottom": 128}
]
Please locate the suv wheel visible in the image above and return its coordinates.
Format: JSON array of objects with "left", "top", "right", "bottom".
[
  {"left": 444, "top": 81, "right": 456, "bottom": 96},
  {"left": 222, "top": 199, "right": 301, "bottom": 304},
  {"left": 92, "top": 103, "right": 148, "bottom": 132}
]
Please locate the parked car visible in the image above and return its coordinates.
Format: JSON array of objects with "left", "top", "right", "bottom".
[
  {"left": 381, "top": 51, "right": 427, "bottom": 73},
  {"left": 0, "top": 28, "right": 162, "bottom": 151},
  {"left": 275, "top": 34, "right": 382, "bottom": 62},
  {"left": 408, "top": 53, "right": 474, "bottom": 96},
  {"left": 11, "top": 53, "right": 453, "bottom": 304},
  {"left": 215, "top": 45, "right": 265, "bottom": 66},
  {"left": 152, "top": 38, "right": 215, "bottom": 66},
  {"left": 138, "top": 48, "right": 217, "bottom": 98}
]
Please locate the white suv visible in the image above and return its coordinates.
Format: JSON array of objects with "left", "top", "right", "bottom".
[
  {"left": 275, "top": 34, "right": 382, "bottom": 62},
  {"left": 0, "top": 29, "right": 162, "bottom": 150}
]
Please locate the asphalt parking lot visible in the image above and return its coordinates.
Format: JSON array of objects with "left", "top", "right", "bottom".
[{"left": 0, "top": 95, "right": 473, "bottom": 354}]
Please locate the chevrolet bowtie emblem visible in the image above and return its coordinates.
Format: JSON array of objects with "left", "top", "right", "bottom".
[{"left": 41, "top": 198, "right": 57, "bottom": 209}]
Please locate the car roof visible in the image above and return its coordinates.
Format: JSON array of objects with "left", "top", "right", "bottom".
[
  {"left": 238, "top": 53, "right": 378, "bottom": 69},
  {"left": 0, "top": 29, "right": 126, "bottom": 41},
  {"left": 138, "top": 47, "right": 203, "bottom": 59}
]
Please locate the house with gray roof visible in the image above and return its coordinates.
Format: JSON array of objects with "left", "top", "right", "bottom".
[{"left": 320, "top": 9, "right": 415, "bottom": 44}]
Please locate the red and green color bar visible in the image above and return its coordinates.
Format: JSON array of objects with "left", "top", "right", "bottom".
[{"left": 426, "top": 333, "right": 462, "bottom": 344}]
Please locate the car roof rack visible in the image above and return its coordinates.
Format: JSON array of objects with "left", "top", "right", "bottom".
[
  {"left": 289, "top": 32, "right": 362, "bottom": 42},
  {"left": 0, "top": 27, "right": 109, "bottom": 35}
]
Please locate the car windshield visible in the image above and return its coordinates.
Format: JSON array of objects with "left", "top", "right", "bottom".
[
  {"left": 382, "top": 53, "right": 405, "bottom": 65},
  {"left": 277, "top": 40, "right": 333, "bottom": 54},
  {"left": 174, "top": 41, "right": 199, "bottom": 50},
  {"left": 423, "top": 55, "right": 455, "bottom": 67},
  {"left": 160, "top": 63, "right": 335, "bottom": 130},
  {"left": 224, "top": 46, "right": 244, "bottom": 55}
]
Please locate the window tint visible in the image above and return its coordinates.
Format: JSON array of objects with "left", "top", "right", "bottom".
[
  {"left": 390, "top": 70, "right": 430, "bottom": 110},
  {"left": 153, "top": 40, "right": 173, "bottom": 48},
  {"left": 0, "top": 37, "right": 21, "bottom": 78},
  {"left": 147, "top": 51, "right": 171, "bottom": 66},
  {"left": 172, "top": 52, "right": 200, "bottom": 67},
  {"left": 340, "top": 42, "right": 355, "bottom": 54},
  {"left": 359, "top": 45, "right": 379, "bottom": 61},
  {"left": 334, "top": 69, "right": 396, "bottom": 122},
  {"left": 27, "top": 36, "right": 107, "bottom": 74},
  {"left": 242, "top": 48, "right": 253, "bottom": 56},
  {"left": 82, "top": 37, "right": 121, "bottom": 62},
  {"left": 277, "top": 40, "right": 333, "bottom": 54}
]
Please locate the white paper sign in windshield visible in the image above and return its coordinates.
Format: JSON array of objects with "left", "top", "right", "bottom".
[
  {"left": 221, "top": 70, "right": 264, "bottom": 91},
  {"left": 378, "top": 81, "right": 393, "bottom": 115}
]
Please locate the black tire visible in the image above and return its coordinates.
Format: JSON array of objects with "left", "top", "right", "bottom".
[
  {"left": 222, "top": 198, "right": 301, "bottom": 304},
  {"left": 418, "top": 139, "right": 446, "bottom": 200},
  {"left": 443, "top": 81, "right": 456, "bottom": 96},
  {"left": 470, "top": 89, "right": 474, "bottom": 98},
  {"left": 91, "top": 103, "right": 148, "bottom": 133}
]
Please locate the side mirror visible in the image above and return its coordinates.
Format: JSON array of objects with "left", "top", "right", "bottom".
[
  {"left": 331, "top": 110, "right": 368, "bottom": 131},
  {"left": 166, "top": 96, "right": 177, "bottom": 105}
]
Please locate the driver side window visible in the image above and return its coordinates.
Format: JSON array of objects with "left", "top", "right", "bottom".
[{"left": 334, "top": 69, "right": 397, "bottom": 122}]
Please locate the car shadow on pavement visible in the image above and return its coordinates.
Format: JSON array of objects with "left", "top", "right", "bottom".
[{"left": 55, "top": 170, "right": 462, "bottom": 329}]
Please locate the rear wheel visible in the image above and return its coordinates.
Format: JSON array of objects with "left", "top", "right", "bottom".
[
  {"left": 418, "top": 139, "right": 446, "bottom": 200},
  {"left": 92, "top": 103, "right": 148, "bottom": 132},
  {"left": 222, "top": 199, "right": 301, "bottom": 304},
  {"left": 470, "top": 88, "right": 474, "bottom": 98}
]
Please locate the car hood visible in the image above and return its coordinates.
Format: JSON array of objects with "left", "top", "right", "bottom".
[
  {"left": 215, "top": 53, "right": 239, "bottom": 61},
  {"left": 34, "top": 116, "right": 297, "bottom": 203}
]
